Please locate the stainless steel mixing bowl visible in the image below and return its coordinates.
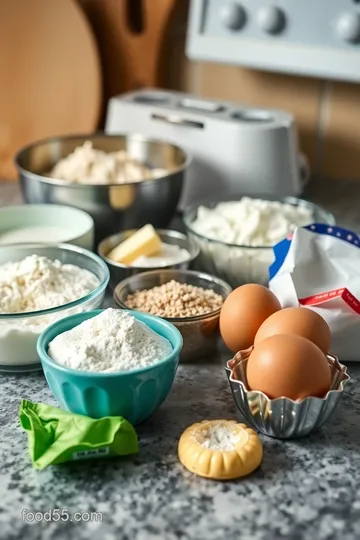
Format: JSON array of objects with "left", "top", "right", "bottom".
[{"left": 15, "top": 133, "right": 190, "bottom": 242}]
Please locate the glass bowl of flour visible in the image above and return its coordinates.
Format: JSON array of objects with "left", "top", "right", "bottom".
[
  {"left": 183, "top": 196, "right": 335, "bottom": 288},
  {"left": 0, "top": 244, "right": 109, "bottom": 371}
]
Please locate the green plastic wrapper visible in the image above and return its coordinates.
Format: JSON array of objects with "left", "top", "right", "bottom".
[{"left": 19, "top": 400, "right": 138, "bottom": 470}]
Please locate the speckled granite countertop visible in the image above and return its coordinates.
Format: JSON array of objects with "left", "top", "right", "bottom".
[{"left": 1, "top": 182, "right": 360, "bottom": 540}]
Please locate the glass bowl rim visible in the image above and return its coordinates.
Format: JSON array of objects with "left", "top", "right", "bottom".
[
  {"left": 0, "top": 243, "right": 109, "bottom": 320},
  {"left": 113, "top": 268, "right": 232, "bottom": 323},
  {"left": 183, "top": 195, "right": 336, "bottom": 250}
]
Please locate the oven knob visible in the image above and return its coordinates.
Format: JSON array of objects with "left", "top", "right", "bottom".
[
  {"left": 221, "top": 3, "right": 246, "bottom": 30},
  {"left": 258, "top": 6, "right": 286, "bottom": 34},
  {"left": 336, "top": 12, "right": 360, "bottom": 43}
]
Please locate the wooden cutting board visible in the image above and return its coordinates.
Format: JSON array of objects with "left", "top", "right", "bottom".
[{"left": 0, "top": 0, "right": 102, "bottom": 179}]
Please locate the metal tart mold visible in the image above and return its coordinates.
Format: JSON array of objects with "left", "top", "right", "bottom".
[{"left": 225, "top": 347, "right": 350, "bottom": 439}]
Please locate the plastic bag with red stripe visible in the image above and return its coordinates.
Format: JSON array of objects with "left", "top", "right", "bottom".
[{"left": 269, "top": 224, "right": 360, "bottom": 362}]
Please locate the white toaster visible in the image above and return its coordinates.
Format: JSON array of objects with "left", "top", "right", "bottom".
[{"left": 105, "top": 89, "right": 307, "bottom": 210}]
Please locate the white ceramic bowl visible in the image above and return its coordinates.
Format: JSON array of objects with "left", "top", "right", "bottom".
[{"left": 0, "top": 204, "right": 94, "bottom": 250}]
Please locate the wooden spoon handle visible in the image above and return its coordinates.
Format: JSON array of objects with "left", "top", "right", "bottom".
[{"left": 117, "top": 0, "right": 176, "bottom": 88}]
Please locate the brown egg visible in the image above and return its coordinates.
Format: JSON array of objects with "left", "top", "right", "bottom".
[
  {"left": 219, "top": 284, "right": 281, "bottom": 352},
  {"left": 247, "top": 334, "right": 331, "bottom": 400},
  {"left": 254, "top": 307, "right": 331, "bottom": 353}
]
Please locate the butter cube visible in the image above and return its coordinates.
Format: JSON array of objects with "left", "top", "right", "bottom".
[{"left": 107, "top": 224, "right": 162, "bottom": 265}]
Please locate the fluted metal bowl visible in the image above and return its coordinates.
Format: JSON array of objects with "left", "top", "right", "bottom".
[
  {"left": 225, "top": 349, "right": 350, "bottom": 439},
  {"left": 16, "top": 133, "right": 190, "bottom": 243}
]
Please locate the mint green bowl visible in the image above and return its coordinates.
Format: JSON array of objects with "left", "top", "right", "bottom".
[
  {"left": 0, "top": 204, "right": 94, "bottom": 250},
  {"left": 37, "top": 309, "right": 183, "bottom": 424}
]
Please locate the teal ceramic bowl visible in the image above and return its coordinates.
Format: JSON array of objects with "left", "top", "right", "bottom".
[{"left": 37, "top": 309, "right": 183, "bottom": 424}]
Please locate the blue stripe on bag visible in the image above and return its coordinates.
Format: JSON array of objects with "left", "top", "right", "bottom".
[{"left": 268, "top": 223, "right": 360, "bottom": 281}]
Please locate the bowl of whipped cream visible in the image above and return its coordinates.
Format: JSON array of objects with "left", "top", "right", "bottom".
[
  {"left": 183, "top": 196, "right": 335, "bottom": 288},
  {"left": 0, "top": 244, "right": 109, "bottom": 371}
]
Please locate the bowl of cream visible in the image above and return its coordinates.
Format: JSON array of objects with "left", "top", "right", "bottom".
[{"left": 0, "top": 204, "right": 94, "bottom": 250}]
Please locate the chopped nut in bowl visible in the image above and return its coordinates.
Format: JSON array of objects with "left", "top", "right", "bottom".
[
  {"left": 114, "top": 269, "right": 232, "bottom": 360},
  {"left": 225, "top": 349, "right": 350, "bottom": 439}
]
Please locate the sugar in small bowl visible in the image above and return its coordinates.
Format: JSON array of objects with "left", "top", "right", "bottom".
[{"left": 37, "top": 308, "right": 183, "bottom": 424}]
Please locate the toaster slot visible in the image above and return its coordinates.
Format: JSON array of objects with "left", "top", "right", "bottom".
[
  {"left": 231, "top": 110, "right": 274, "bottom": 123},
  {"left": 132, "top": 92, "right": 171, "bottom": 104},
  {"left": 151, "top": 113, "right": 204, "bottom": 129},
  {"left": 179, "top": 98, "right": 225, "bottom": 113}
]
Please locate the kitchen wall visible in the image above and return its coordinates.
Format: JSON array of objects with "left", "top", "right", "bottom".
[
  {"left": 187, "top": 65, "right": 360, "bottom": 182},
  {"left": 78, "top": 0, "right": 360, "bottom": 183},
  {"left": 3, "top": 0, "right": 357, "bottom": 182}
]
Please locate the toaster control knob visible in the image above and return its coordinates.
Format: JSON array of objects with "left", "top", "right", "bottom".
[
  {"left": 221, "top": 3, "right": 246, "bottom": 30},
  {"left": 336, "top": 13, "right": 360, "bottom": 43},
  {"left": 258, "top": 6, "right": 286, "bottom": 34}
]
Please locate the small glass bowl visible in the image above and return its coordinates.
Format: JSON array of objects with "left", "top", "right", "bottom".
[
  {"left": 113, "top": 269, "right": 232, "bottom": 360},
  {"left": 98, "top": 229, "right": 199, "bottom": 289},
  {"left": 183, "top": 196, "right": 336, "bottom": 288},
  {"left": 0, "top": 243, "right": 109, "bottom": 371}
]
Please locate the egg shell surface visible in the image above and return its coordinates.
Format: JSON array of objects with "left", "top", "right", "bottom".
[
  {"left": 254, "top": 306, "right": 331, "bottom": 354},
  {"left": 247, "top": 333, "right": 331, "bottom": 400},
  {"left": 219, "top": 284, "right": 281, "bottom": 352}
]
